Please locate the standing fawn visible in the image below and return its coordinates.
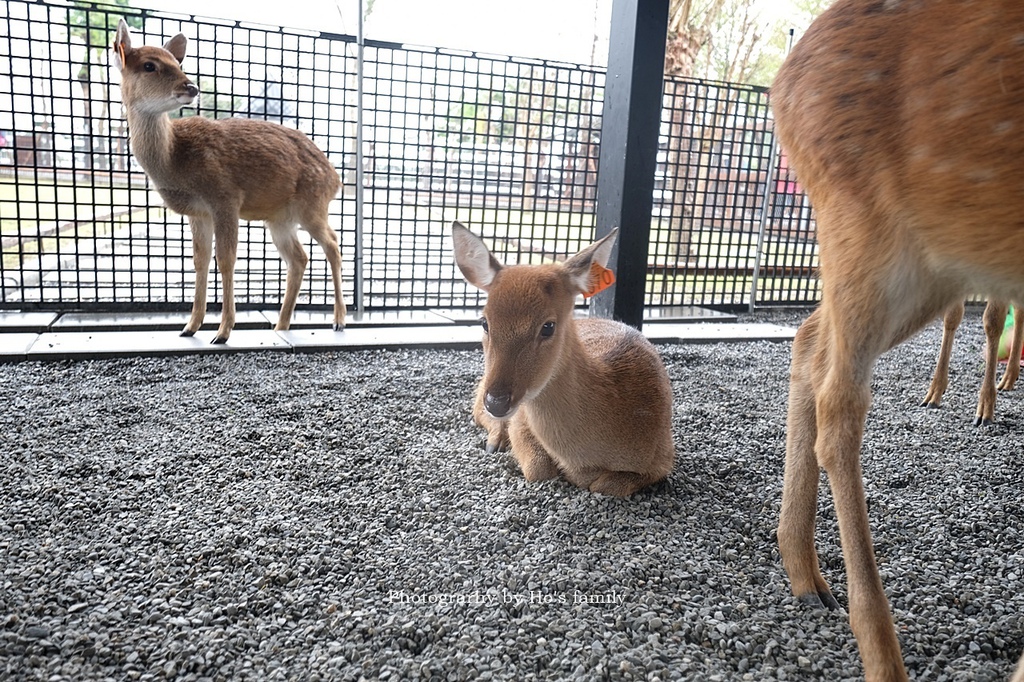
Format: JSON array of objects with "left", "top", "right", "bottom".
[
  {"left": 771, "top": 0, "right": 1024, "bottom": 680},
  {"left": 923, "top": 300, "right": 1023, "bottom": 425},
  {"left": 111, "top": 19, "right": 345, "bottom": 343},
  {"left": 451, "top": 222, "right": 674, "bottom": 497}
]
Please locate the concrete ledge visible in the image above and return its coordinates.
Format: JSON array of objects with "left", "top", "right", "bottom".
[
  {"left": 27, "top": 329, "right": 290, "bottom": 361},
  {"left": 0, "top": 311, "right": 59, "bottom": 333},
  {"left": 51, "top": 310, "right": 272, "bottom": 332},
  {"left": 0, "top": 333, "right": 42, "bottom": 359},
  {"left": 4, "top": 321, "right": 795, "bottom": 362},
  {"left": 646, "top": 322, "right": 796, "bottom": 344},
  {"left": 278, "top": 325, "right": 484, "bottom": 352},
  {"left": 0, "top": 305, "right": 794, "bottom": 362},
  {"left": 643, "top": 306, "right": 736, "bottom": 323},
  {"left": 271, "top": 309, "right": 458, "bottom": 328}
]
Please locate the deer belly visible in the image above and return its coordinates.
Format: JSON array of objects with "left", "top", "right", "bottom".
[{"left": 155, "top": 188, "right": 207, "bottom": 217}]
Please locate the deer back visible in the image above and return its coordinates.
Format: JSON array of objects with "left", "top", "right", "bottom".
[
  {"left": 161, "top": 117, "right": 340, "bottom": 220},
  {"left": 771, "top": 0, "right": 1024, "bottom": 291},
  {"left": 112, "top": 20, "right": 339, "bottom": 220}
]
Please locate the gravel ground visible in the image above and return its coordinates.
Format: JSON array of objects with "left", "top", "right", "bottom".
[{"left": 1, "top": 306, "right": 1022, "bottom": 681}]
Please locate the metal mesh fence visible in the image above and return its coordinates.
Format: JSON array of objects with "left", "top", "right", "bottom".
[
  {"left": 0, "top": 0, "right": 820, "bottom": 316},
  {"left": 654, "top": 77, "right": 820, "bottom": 308},
  {"left": 360, "top": 42, "right": 605, "bottom": 311}
]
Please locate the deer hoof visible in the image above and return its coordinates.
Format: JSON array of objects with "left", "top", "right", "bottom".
[
  {"left": 211, "top": 336, "right": 228, "bottom": 345},
  {"left": 180, "top": 329, "right": 196, "bottom": 338},
  {"left": 973, "top": 416, "right": 994, "bottom": 427},
  {"left": 797, "top": 590, "right": 841, "bottom": 612},
  {"left": 333, "top": 323, "right": 345, "bottom": 332}
]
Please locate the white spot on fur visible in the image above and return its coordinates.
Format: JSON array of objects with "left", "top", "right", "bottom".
[
  {"left": 945, "top": 103, "right": 974, "bottom": 121},
  {"left": 965, "top": 168, "right": 996, "bottom": 184},
  {"left": 994, "top": 121, "right": 1015, "bottom": 135}
]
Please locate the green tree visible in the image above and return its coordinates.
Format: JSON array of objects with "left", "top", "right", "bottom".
[
  {"left": 69, "top": 2, "right": 140, "bottom": 83},
  {"left": 699, "top": 0, "right": 774, "bottom": 85},
  {"left": 68, "top": 1, "right": 140, "bottom": 169},
  {"left": 658, "top": 0, "right": 834, "bottom": 270},
  {"left": 671, "top": 0, "right": 835, "bottom": 86}
]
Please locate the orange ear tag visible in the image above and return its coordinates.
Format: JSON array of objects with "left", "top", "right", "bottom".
[{"left": 582, "top": 262, "right": 615, "bottom": 298}]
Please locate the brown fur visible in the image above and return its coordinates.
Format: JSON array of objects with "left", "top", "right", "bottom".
[
  {"left": 923, "top": 300, "right": 1023, "bottom": 424},
  {"left": 771, "top": 1, "right": 1024, "bottom": 680},
  {"left": 111, "top": 19, "right": 345, "bottom": 343},
  {"left": 452, "top": 222, "right": 674, "bottom": 497}
]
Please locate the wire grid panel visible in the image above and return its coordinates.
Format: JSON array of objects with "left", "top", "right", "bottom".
[
  {"left": 653, "top": 77, "right": 789, "bottom": 308},
  {"left": 1, "top": 0, "right": 821, "bottom": 314},
  {"left": 756, "top": 148, "right": 820, "bottom": 306},
  {"left": 0, "top": 1, "right": 358, "bottom": 310},
  {"left": 361, "top": 41, "right": 604, "bottom": 309}
]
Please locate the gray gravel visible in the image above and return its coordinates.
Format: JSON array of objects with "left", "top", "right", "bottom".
[{"left": 1, "top": 306, "right": 1023, "bottom": 681}]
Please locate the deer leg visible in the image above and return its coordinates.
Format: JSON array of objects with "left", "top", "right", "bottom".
[
  {"left": 303, "top": 216, "right": 347, "bottom": 331},
  {"left": 585, "top": 470, "right": 653, "bottom": 498},
  {"left": 976, "top": 300, "right": 1009, "bottom": 425},
  {"left": 997, "top": 302, "right": 1023, "bottom": 391},
  {"left": 183, "top": 215, "right": 213, "bottom": 337},
  {"left": 559, "top": 459, "right": 663, "bottom": 497},
  {"left": 821, "top": 414, "right": 907, "bottom": 682},
  {"left": 268, "top": 223, "right": 309, "bottom": 332},
  {"left": 211, "top": 214, "right": 239, "bottom": 344},
  {"left": 813, "top": 312, "right": 910, "bottom": 682},
  {"left": 778, "top": 309, "right": 839, "bottom": 610},
  {"left": 508, "top": 417, "right": 559, "bottom": 483},
  {"left": 1011, "top": 651, "right": 1024, "bottom": 682},
  {"left": 921, "top": 300, "right": 964, "bottom": 408},
  {"left": 473, "top": 380, "right": 510, "bottom": 453},
  {"left": 810, "top": 265, "right": 956, "bottom": 682}
]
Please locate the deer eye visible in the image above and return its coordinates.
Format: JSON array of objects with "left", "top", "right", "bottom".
[
  {"left": 143, "top": 62, "right": 157, "bottom": 72},
  {"left": 540, "top": 321, "right": 555, "bottom": 338},
  {"left": 480, "top": 317, "right": 489, "bottom": 333}
]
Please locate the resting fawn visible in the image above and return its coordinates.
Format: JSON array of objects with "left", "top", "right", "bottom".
[
  {"left": 111, "top": 19, "right": 345, "bottom": 343},
  {"left": 772, "top": 0, "right": 1024, "bottom": 679},
  {"left": 452, "top": 222, "right": 675, "bottom": 497}
]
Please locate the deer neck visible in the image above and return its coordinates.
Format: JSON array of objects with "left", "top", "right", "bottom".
[{"left": 125, "top": 108, "right": 178, "bottom": 186}]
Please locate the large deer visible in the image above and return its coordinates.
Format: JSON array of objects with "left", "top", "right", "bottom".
[
  {"left": 111, "top": 19, "right": 345, "bottom": 343},
  {"left": 771, "top": 0, "right": 1024, "bottom": 680},
  {"left": 923, "top": 300, "right": 1023, "bottom": 425},
  {"left": 451, "top": 222, "right": 675, "bottom": 497}
]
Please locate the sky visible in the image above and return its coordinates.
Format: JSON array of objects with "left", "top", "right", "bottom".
[{"left": 138, "top": 0, "right": 613, "bottom": 66}]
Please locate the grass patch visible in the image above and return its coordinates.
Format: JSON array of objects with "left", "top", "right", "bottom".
[{"left": 0, "top": 176, "right": 142, "bottom": 235}]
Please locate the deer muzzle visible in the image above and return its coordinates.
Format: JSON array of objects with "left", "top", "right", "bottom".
[
  {"left": 483, "top": 392, "right": 514, "bottom": 419},
  {"left": 176, "top": 82, "right": 199, "bottom": 104}
]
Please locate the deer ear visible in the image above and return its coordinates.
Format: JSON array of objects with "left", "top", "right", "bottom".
[
  {"left": 563, "top": 228, "right": 618, "bottom": 295},
  {"left": 164, "top": 33, "right": 188, "bottom": 64},
  {"left": 452, "top": 222, "right": 503, "bottom": 291},
  {"left": 111, "top": 18, "right": 132, "bottom": 72}
]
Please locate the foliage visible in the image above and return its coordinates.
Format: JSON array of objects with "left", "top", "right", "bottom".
[
  {"left": 435, "top": 75, "right": 599, "bottom": 146},
  {"left": 666, "top": 0, "right": 727, "bottom": 77},
  {"left": 670, "top": 0, "right": 835, "bottom": 86},
  {"left": 68, "top": 1, "right": 141, "bottom": 81}
]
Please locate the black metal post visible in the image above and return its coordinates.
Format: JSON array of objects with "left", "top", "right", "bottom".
[{"left": 591, "top": 0, "right": 668, "bottom": 329}]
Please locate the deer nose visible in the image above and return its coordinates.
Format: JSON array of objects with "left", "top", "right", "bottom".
[
  {"left": 484, "top": 392, "right": 513, "bottom": 418},
  {"left": 184, "top": 82, "right": 199, "bottom": 98}
]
